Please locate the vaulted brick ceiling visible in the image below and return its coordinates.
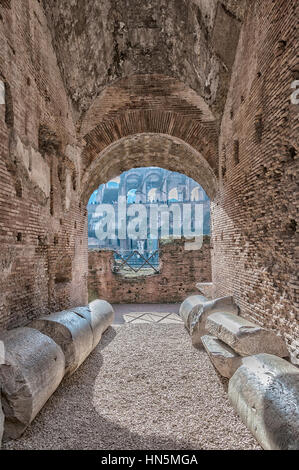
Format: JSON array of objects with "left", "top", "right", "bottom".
[
  {"left": 80, "top": 74, "right": 219, "bottom": 172},
  {"left": 42, "top": 0, "right": 247, "bottom": 120},
  {"left": 41, "top": 0, "right": 247, "bottom": 201}
]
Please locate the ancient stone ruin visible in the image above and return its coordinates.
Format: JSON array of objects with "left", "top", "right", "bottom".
[{"left": 0, "top": 0, "right": 298, "bottom": 452}]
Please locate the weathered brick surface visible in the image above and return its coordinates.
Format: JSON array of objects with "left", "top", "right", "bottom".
[
  {"left": 42, "top": 0, "right": 246, "bottom": 118},
  {"left": 0, "top": 1, "right": 87, "bottom": 330},
  {"left": 211, "top": 0, "right": 298, "bottom": 358},
  {"left": 81, "top": 133, "right": 218, "bottom": 206},
  {"left": 88, "top": 238, "right": 211, "bottom": 304}
]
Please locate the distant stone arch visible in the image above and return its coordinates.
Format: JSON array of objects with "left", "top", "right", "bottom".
[{"left": 81, "top": 133, "right": 217, "bottom": 206}]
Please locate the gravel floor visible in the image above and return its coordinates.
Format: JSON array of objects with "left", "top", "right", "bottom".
[{"left": 3, "top": 324, "right": 261, "bottom": 450}]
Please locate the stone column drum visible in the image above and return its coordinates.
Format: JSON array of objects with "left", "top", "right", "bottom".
[
  {"left": 190, "top": 296, "right": 240, "bottom": 347},
  {"left": 179, "top": 295, "right": 207, "bottom": 330},
  {"left": 228, "top": 354, "right": 299, "bottom": 450},
  {"left": 0, "top": 327, "right": 65, "bottom": 440},
  {"left": 73, "top": 299, "right": 115, "bottom": 349},
  {"left": 31, "top": 310, "right": 94, "bottom": 376}
]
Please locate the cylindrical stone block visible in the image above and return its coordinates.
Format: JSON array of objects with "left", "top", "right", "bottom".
[
  {"left": 179, "top": 295, "right": 207, "bottom": 330},
  {"left": 73, "top": 299, "right": 114, "bottom": 349},
  {"left": 89, "top": 299, "right": 114, "bottom": 341},
  {"left": 0, "top": 327, "right": 65, "bottom": 440},
  {"left": 228, "top": 354, "right": 299, "bottom": 450},
  {"left": 31, "top": 310, "right": 94, "bottom": 376},
  {"left": 190, "top": 296, "right": 240, "bottom": 347}
]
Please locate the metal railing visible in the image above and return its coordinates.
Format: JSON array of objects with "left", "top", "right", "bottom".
[{"left": 113, "top": 250, "right": 160, "bottom": 275}]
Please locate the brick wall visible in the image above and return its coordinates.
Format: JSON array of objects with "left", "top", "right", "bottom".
[
  {"left": 0, "top": 1, "right": 87, "bottom": 330},
  {"left": 88, "top": 237, "right": 211, "bottom": 304},
  {"left": 211, "top": 0, "right": 298, "bottom": 359}
]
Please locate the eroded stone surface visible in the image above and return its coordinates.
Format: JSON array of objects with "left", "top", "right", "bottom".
[
  {"left": 201, "top": 334, "right": 242, "bottom": 378},
  {"left": 190, "top": 296, "right": 240, "bottom": 347},
  {"left": 179, "top": 295, "right": 207, "bottom": 330},
  {"left": 206, "top": 312, "right": 289, "bottom": 357},
  {"left": 228, "top": 354, "right": 299, "bottom": 450},
  {"left": 0, "top": 327, "right": 65, "bottom": 440},
  {"left": 73, "top": 299, "right": 114, "bottom": 349},
  {"left": 42, "top": 0, "right": 246, "bottom": 117},
  {"left": 31, "top": 310, "right": 94, "bottom": 376}
]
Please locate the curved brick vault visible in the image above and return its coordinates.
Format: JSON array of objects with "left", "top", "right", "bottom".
[
  {"left": 80, "top": 133, "right": 218, "bottom": 205},
  {"left": 79, "top": 74, "right": 219, "bottom": 202},
  {"left": 79, "top": 74, "right": 217, "bottom": 137},
  {"left": 42, "top": 0, "right": 246, "bottom": 118},
  {"left": 80, "top": 75, "right": 219, "bottom": 174}
]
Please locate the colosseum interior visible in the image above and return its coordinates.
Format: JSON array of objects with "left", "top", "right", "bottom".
[{"left": 0, "top": 0, "right": 298, "bottom": 453}]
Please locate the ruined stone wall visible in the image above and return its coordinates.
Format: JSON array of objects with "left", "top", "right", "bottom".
[
  {"left": 0, "top": 0, "right": 87, "bottom": 330},
  {"left": 211, "top": 0, "right": 298, "bottom": 358},
  {"left": 88, "top": 237, "right": 211, "bottom": 304}
]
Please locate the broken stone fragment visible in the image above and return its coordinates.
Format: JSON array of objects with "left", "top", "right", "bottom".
[
  {"left": 228, "top": 354, "right": 299, "bottom": 450},
  {"left": 0, "top": 327, "right": 65, "bottom": 440},
  {"left": 205, "top": 312, "right": 289, "bottom": 357},
  {"left": 31, "top": 310, "right": 94, "bottom": 376},
  {"left": 72, "top": 299, "right": 114, "bottom": 349},
  {"left": 190, "top": 296, "right": 240, "bottom": 347},
  {"left": 179, "top": 295, "right": 207, "bottom": 330},
  {"left": 201, "top": 334, "right": 242, "bottom": 378}
]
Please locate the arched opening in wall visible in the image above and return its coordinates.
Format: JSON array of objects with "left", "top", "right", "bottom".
[
  {"left": 86, "top": 162, "right": 212, "bottom": 306},
  {"left": 81, "top": 133, "right": 217, "bottom": 206},
  {"left": 76, "top": 65, "right": 219, "bottom": 310},
  {"left": 88, "top": 166, "right": 211, "bottom": 265},
  {"left": 77, "top": 73, "right": 218, "bottom": 316}
]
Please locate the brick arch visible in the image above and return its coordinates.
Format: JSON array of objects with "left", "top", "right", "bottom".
[
  {"left": 79, "top": 74, "right": 216, "bottom": 137},
  {"left": 80, "top": 75, "right": 219, "bottom": 175},
  {"left": 80, "top": 133, "right": 217, "bottom": 205}
]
